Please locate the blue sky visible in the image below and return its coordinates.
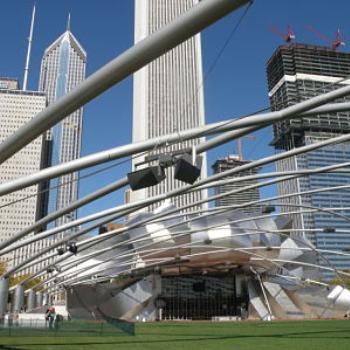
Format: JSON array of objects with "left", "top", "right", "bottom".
[{"left": 1, "top": 0, "right": 350, "bottom": 223}]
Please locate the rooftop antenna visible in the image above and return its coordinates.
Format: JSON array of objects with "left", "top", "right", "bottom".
[
  {"left": 66, "top": 12, "right": 71, "bottom": 31},
  {"left": 23, "top": 3, "right": 36, "bottom": 91}
]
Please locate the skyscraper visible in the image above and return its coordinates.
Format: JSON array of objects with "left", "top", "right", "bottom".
[
  {"left": 131, "top": 0, "right": 207, "bottom": 211},
  {"left": 0, "top": 77, "right": 48, "bottom": 272},
  {"left": 267, "top": 43, "right": 350, "bottom": 278},
  {"left": 212, "top": 155, "right": 261, "bottom": 216},
  {"left": 38, "top": 24, "right": 86, "bottom": 233}
]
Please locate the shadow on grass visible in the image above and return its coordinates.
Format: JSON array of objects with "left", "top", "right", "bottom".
[{"left": 1, "top": 329, "right": 350, "bottom": 349}]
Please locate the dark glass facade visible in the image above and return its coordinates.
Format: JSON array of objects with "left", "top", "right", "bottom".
[
  {"left": 159, "top": 274, "right": 248, "bottom": 320},
  {"left": 266, "top": 44, "right": 350, "bottom": 279}
]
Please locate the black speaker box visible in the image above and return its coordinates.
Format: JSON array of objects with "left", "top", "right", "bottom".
[
  {"left": 174, "top": 154, "right": 201, "bottom": 184},
  {"left": 128, "top": 166, "right": 166, "bottom": 190}
]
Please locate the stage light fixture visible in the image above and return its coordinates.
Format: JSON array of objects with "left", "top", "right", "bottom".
[
  {"left": 56, "top": 247, "right": 65, "bottom": 256},
  {"left": 46, "top": 266, "right": 55, "bottom": 273},
  {"left": 67, "top": 242, "right": 78, "bottom": 254},
  {"left": 262, "top": 205, "right": 276, "bottom": 214},
  {"left": 323, "top": 226, "right": 336, "bottom": 233}
]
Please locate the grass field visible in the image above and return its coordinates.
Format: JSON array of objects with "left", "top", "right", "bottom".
[{"left": 0, "top": 319, "right": 350, "bottom": 350}]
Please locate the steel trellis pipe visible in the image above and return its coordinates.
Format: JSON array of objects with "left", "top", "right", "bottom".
[
  {"left": 47, "top": 199, "right": 350, "bottom": 285},
  {"left": 1, "top": 99, "right": 350, "bottom": 199},
  {"left": 6, "top": 175, "right": 350, "bottom": 279},
  {"left": 6, "top": 135, "right": 350, "bottom": 257},
  {"left": 0, "top": 177, "right": 129, "bottom": 252},
  {"left": 56, "top": 207, "right": 350, "bottom": 285},
  {"left": 1, "top": 208, "right": 140, "bottom": 278},
  {"left": 6, "top": 175, "right": 350, "bottom": 282},
  {"left": 22, "top": 207, "right": 308, "bottom": 283},
  {"left": 2, "top": 106, "right": 350, "bottom": 244},
  {"left": 7, "top": 149, "right": 350, "bottom": 280},
  {"left": 4, "top": 155, "right": 350, "bottom": 254},
  {"left": 27, "top": 205, "right": 350, "bottom": 289},
  {"left": 56, "top": 183, "right": 350, "bottom": 274},
  {"left": 60, "top": 244, "right": 350, "bottom": 288},
  {"left": 3, "top": 171, "right": 292, "bottom": 256}
]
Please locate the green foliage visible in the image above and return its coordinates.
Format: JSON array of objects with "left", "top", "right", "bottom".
[
  {"left": 0, "top": 261, "right": 41, "bottom": 290},
  {"left": 0, "top": 261, "right": 6, "bottom": 275},
  {"left": 329, "top": 277, "right": 350, "bottom": 289},
  {"left": 329, "top": 270, "right": 350, "bottom": 289},
  {"left": 9, "top": 274, "right": 42, "bottom": 290}
]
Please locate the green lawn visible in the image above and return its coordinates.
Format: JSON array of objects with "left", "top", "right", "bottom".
[{"left": 1, "top": 320, "right": 350, "bottom": 350}]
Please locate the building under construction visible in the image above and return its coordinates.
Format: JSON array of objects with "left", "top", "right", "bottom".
[{"left": 267, "top": 43, "right": 350, "bottom": 278}]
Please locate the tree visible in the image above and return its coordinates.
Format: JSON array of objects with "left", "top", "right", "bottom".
[
  {"left": 329, "top": 271, "right": 350, "bottom": 290},
  {"left": 10, "top": 274, "right": 42, "bottom": 290},
  {"left": 0, "top": 261, "right": 6, "bottom": 275},
  {"left": 0, "top": 261, "right": 42, "bottom": 290}
]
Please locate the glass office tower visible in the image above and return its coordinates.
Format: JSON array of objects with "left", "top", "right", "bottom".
[
  {"left": 267, "top": 44, "right": 350, "bottom": 278},
  {"left": 38, "top": 28, "right": 86, "bottom": 235}
]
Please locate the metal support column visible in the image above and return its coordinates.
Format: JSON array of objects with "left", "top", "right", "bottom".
[
  {"left": 27, "top": 289, "right": 35, "bottom": 311},
  {"left": 256, "top": 274, "right": 273, "bottom": 321},
  {"left": 14, "top": 284, "right": 24, "bottom": 313},
  {"left": 0, "top": 277, "right": 9, "bottom": 319},
  {"left": 42, "top": 293, "right": 49, "bottom": 306},
  {"left": 35, "top": 291, "right": 43, "bottom": 308}
]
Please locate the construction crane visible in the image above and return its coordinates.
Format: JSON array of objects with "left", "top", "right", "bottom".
[
  {"left": 270, "top": 24, "right": 295, "bottom": 43},
  {"left": 237, "top": 135, "right": 256, "bottom": 160},
  {"left": 306, "top": 25, "right": 345, "bottom": 50}
]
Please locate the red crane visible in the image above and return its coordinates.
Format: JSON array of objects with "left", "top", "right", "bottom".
[
  {"left": 306, "top": 25, "right": 345, "bottom": 50},
  {"left": 333, "top": 29, "right": 346, "bottom": 50},
  {"left": 270, "top": 24, "right": 295, "bottom": 43}
]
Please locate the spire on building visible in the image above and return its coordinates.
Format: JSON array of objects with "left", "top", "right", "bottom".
[
  {"left": 66, "top": 12, "right": 71, "bottom": 32},
  {"left": 23, "top": 3, "right": 36, "bottom": 91}
]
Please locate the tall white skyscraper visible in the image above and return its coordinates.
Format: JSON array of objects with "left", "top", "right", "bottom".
[
  {"left": 131, "top": 0, "right": 207, "bottom": 211},
  {"left": 38, "top": 25, "right": 86, "bottom": 233},
  {"left": 0, "top": 78, "right": 49, "bottom": 272}
]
